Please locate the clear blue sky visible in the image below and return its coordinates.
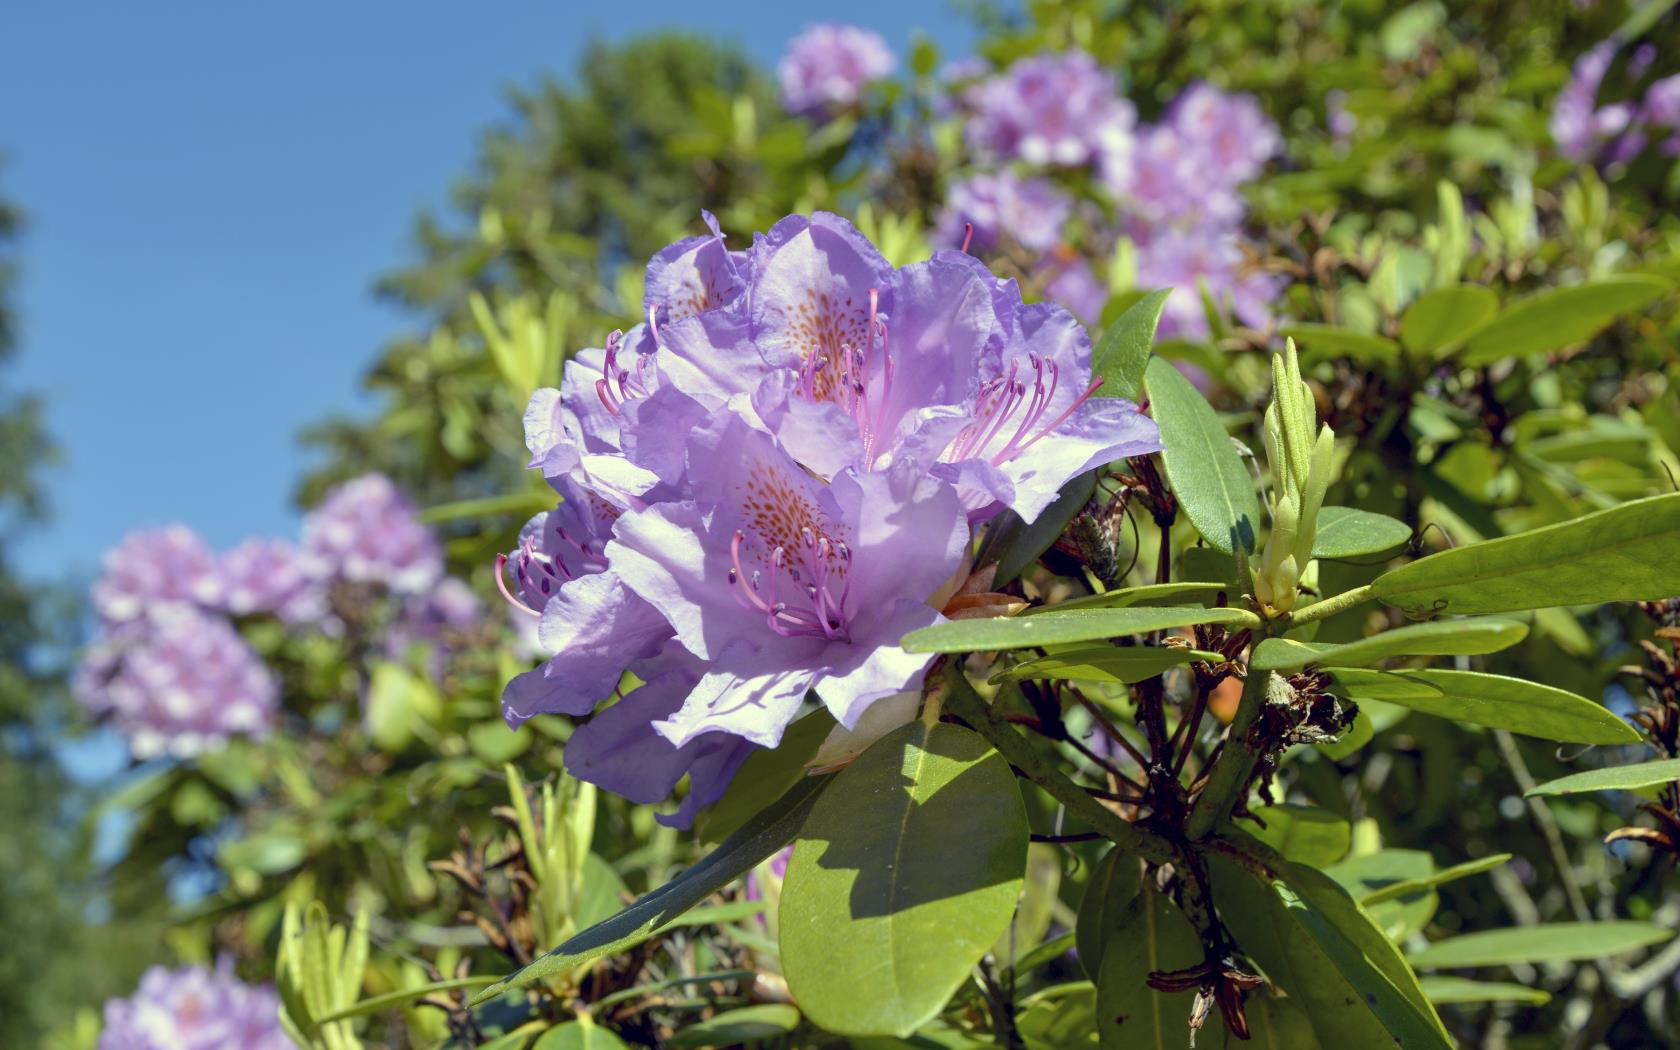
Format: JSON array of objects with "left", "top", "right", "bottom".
[{"left": 1, "top": 1, "right": 978, "bottom": 586}]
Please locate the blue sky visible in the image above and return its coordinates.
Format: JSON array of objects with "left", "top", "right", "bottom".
[{"left": 1, "top": 1, "right": 977, "bottom": 586}]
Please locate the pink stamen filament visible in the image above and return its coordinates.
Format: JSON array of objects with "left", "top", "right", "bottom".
[
  {"left": 944, "top": 354, "right": 1105, "bottom": 466},
  {"left": 728, "top": 529, "right": 851, "bottom": 641},
  {"left": 494, "top": 554, "right": 542, "bottom": 618}
]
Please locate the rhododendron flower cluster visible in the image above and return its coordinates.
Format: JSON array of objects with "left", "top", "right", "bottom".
[
  {"left": 96, "top": 959, "right": 293, "bottom": 1050},
  {"left": 1552, "top": 41, "right": 1680, "bottom": 164},
  {"left": 941, "top": 54, "right": 1283, "bottom": 338},
  {"left": 777, "top": 23, "right": 896, "bottom": 118},
  {"left": 501, "top": 211, "right": 1160, "bottom": 825},
  {"left": 75, "top": 474, "right": 479, "bottom": 758}
]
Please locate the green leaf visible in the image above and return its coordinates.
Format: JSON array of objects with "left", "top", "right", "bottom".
[
  {"left": 1310, "top": 507, "right": 1412, "bottom": 559},
  {"left": 1369, "top": 492, "right": 1680, "bottom": 616},
  {"left": 980, "top": 471, "right": 1098, "bottom": 587},
  {"left": 1324, "top": 849, "right": 1439, "bottom": 942},
  {"left": 469, "top": 774, "right": 828, "bottom": 1004},
  {"left": 1459, "top": 274, "right": 1674, "bottom": 366},
  {"left": 1409, "top": 922, "right": 1674, "bottom": 968},
  {"left": 698, "top": 706, "right": 833, "bottom": 843},
  {"left": 532, "top": 1019, "right": 632, "bottom": 1050},
  {"left": 1017, "top": 981, "right": 1099, "bottom": 1050},
  {"left": 1076, "top": 848, "right": 1142, "bottom": 979},
  {"left": 1092, "top": 289, "right": 1170, "bottom": 401},
  {"left": 1096, "top": 882, "right": 1223, "bottom": 1049},
  {"left": 1280, "top": 323, "right": 1400, "bottom": 364},
  {"left": 1398, "top": 285, "right": 1498, "bottom": 357},
  {"left": 1359, "top": 853, "right": 1511, "bottom": 906},
  {"left": 1525, "top": 758, "right": 1680, "bottom": 798},
  {"left": 903, "top": 606, "right": 1250, "bottom": 654},
  {"left": 1211, "top": 859, "right": 1450, "bottom": 1049},
  {"left": 1363, "top": 670, "right": 1640, "bottom": 745},
  {"left": 666, "top": 1005, "right": 801, "bottom": 1047},
  {"left": 990, "top": 646, "right": 1222, "bottom": 686},
  {"left": 1031, "top": 581, "right": 1230, "bottom": 613},
  {"left": 1322, "top": 668, "right": 1447, "bottom": 701},
  {"left": 1237, "top": 804, "right": 1352, "bottom": 867},
  {"left": 1418, "top": 976, "right": 1551, "bottom": 1006},
  {"left": 1243, "top": 991, "right": 1321, "bottom": 1048},
  {"left": 1144, "top": 356, "right": 1261, "bottom": 553},
  {"left": 1251, "top": 616, "right": 1528, "bottom": 671},
  {"left": 779, "top": 721, "right": 1028, "bottom": 1037}
]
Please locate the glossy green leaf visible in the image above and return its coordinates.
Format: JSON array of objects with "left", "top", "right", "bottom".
[
  {"left": 1281, "top": 323, "right": 1400, "bottom": 364},
  {"left": 1092, "top": 289, "right": 1170, "bottom": 401},
  {"left": 1418, "top": 976, "right": 1551, "bottom": 1006},
  {"left": 666, "top": 1005, "right": 801, "bottom": 1046},
  {"left": 1076, "top": 848, "right": 1143, "bottom": 979},
  {"left": 1242, "top": 992, "right": 1321, "bottom": 1048},
  {"left": 1525, "top": 757, "right": 1680, "bottom": 798},
  {"left": 698, "top": 706, "right": 833, "bottom": 843},
  {"left": 1144, "top": 356, "right": 1260, "bottom": 553},
  {"left": 1324, "top": 668, "right": 1447, "bottom": 701},
  {"left": 779, "top": 721, "right": 1027, "bottom": 1037},
  {"left": 469, "top": 774, "right": 827, "bottom": 1004},
  {"left": 1399, "top": 285, "right": 1498, "bottom": 356},
  {"left": 903, "top": 606, "right": 1249, "bottom": 654},
  {"left": 1370, "top": 492, "right": 1680, "bottom": 616},
  {"left": 532, "top": 1019, "right": 632, "bottom": 1050},
  {"left": 1310, "top": 507, "right": 1412, "bottom": 559},
  {"left": 1325, "top": 849, "right": 1438, "bottom": 942},
  {"left": 1252, "top": 616, "right": 1528, "bottom": 671},
  {"left": 1372, "top": 670, "right": 1641, "bottom": 745},
  {"left": 1017, "top": 981, "right": 1098, "bottom": 1050},
  {"left": 1212, "top": 859, "right": 1451, "bottom": 1049},
  {"left": 1237, "top": 804, "right": 1352, "bottom": 867},
  {"left": 1096, "top": 882, "right": 1222, "bottom": 1049},
  {"left": 1410, "top": 921, "right": 1673, "bottom": 968},
  {"left": 1459, "top": 274, "right": 1674, "bottom": 366},
  {"left": 991, "top": 646, "right": 1222, "bottom": 685},
  {"left": 1031, "top": 581, "right": 1229, "bottom": 614}
]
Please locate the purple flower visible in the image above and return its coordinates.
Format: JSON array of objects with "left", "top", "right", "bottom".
[
  {"left": 965, "top": 52, "right": 1136, "bottom": 167},
  {"left": 1163, "top": 82, "right": 1280, "bottom": 186},
  {"left": 217, "top": 538, "right": 324, "bottom": 622},
  {"left": 1042, "top": 256, "right": 1108, "bottom": 326},
  {"left": 97, "top": 959, "right": 293, "bottom": 1050},
  {"left": 91, "top": 525, "right": 223, "bottom": 626},
  {"left": 778, "top": 23, "right": 896, "bottom": 117},
  {"left": 384, "top": 577, "right": 483, "bottom": 672},
  {"left": 1552, "top": 43, "right": 1618, "bottom": 160},
  {"left": 605, "top": 415, "right": 970, "bottom": 747},
  {"left": 1645, "top": 74, "right": 1680, "bottom": 129},
  {"left": 935, "top": 171, "right": 1072, "bottom": 253},
  {"left": 74, "top": 606, "right": 279, "bottom": 760},
  {"left": 301, "top": 474, "right": 442, "bottom": 596},
  {"left": 1327, "top": 89, "right": 1357, "bottom": 142}
]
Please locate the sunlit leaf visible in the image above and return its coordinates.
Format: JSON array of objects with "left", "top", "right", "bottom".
[
  {"left": 1251, "top": 617, "right": 1528, "bottom": 671},
  {"left": 903, "top": 607, "right": 1249, "bottom": 654},
  {"left": 1525, "top": 758, "right": 1680, "bottom": 798},
  {"left": 1144, "top": 357, "right": 1260, "bottom": 553},
  {"left": 1409, "top": 922, "right": 1673, "bottom": 968},
  {"left": 1459, "top": 274, "right": 1674, "bottom": 366}
]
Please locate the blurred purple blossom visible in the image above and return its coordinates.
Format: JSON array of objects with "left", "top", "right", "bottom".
[
  {"left": 964, "top": 52, "right": 1135, "bottom": 167},
  {"left": 385, "top": 577, "right": 484, "bottom": 672},
  {"left": 778, "top": 23, "right": 896, "bottom": 117},
  {"left": 97, "top": 959, "right": 293, "bottom": 1050},
  {"left": 91, "top": 525, "right": 223, "bottom": 626},
  {"left": 1646, "top": 73, "right": 1680, "bottom": 129},
  {"left": 935, "top": 171, "right": 1072, "bottom": 253},
  {"left": 302, "top": 474, "right": 442, "bottom": 595},
  {"left": 218, "top": 537, "right": 324, "bottom": 621}
]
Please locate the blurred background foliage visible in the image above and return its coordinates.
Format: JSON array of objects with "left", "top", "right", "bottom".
[{"left": 6, "top": 0, "right": 1680, "bottom": 1047}]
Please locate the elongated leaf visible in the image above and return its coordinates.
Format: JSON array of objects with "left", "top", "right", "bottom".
[
  {"left": 991, "top": 646, "right": 1222, "bottom": 685},
  {"left": 698, "top": 706, "right": 833, "bottom": 843},
  {"left": 1077, "top": 848, "right": 1143, "bottom": 979},
  {"left": 1459, "top": 274, "right": 1674, "bottom": 366},
  {"left": 1017, "top": 981, "right": 1099, "bottom": 1050},
  {"left": 1092, "top": 289, "right": 1170, "bottom": 401},
  {"left": 1419, "top": 976, "right": 1551, "bottom": 1006},
  {"left": 1360, "top": 853, "right": 1511, "bottom": 906},
  {"left": 1399, "top": 285, "right": 1498, "bottom": 357},
  {"left": 666, "top": 1005, "right": 801, "bottom": 1046},
  {"left": 1144, "top": 357, "right": 1260, "bottom": 553},
  {"left": 1029, "top": 581, "right": 1229, "bottom": 614},
  {"left": 1211, "top": 859, "right": 1451, "bottom": 1049},
  {"left": 1525, "top": 757, "right": 1680, "bottom": 797},
  {"left": 1325, "top": 849, "right": 1439, "bottom": 942},
  {"left": 1409, "top": 922, "right": 1673, "bottom": 968},
  {"left": 903, "top": 606, "right": 1249, "bottom": 654},
  {"left": 779, "top": 722, "right": 1027, "bottom": 1037},
  {"left": 1252, "top": 617, "right": 1528, "bottom": 671},
  {"left": 532, "top": 1019, "right": 632, "bottom": 1050},
  {"left": 1323, "top": 668, "right": 1446, "bottom": 700},
  {"left": 1370, "top": 670, "right": 1640, "bottom": 745},
  {"left": 469, "top": 774, "right": 828, "bottom": 1004},
  {"left": 1243, "top": 991, "right": 1321, "bottom": 1048},
  {"left": 1097, "top": 882, "right": 1222, "bottom": 1048},
  {"left": 1370, "top": 492, "right": 1680, "bottom": 615},
  {"left": 983, "top": 471, "right": 1098, "bottom": 587},
  {"left": 1310, "top": 507, "right": 1412, "bottom": 559},
  {"left": 1281, "top": 323, "right": 1400, "bottom": 364},
  {"left": 1237, "top": 804, "right": 1351, "bottom": 868}
]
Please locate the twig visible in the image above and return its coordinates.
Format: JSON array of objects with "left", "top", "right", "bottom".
[
  {"left": 1494, "top": 729, "right": 1593, "bottom": 923},
  {"left": 1185, "top": 672, "right": 1270, "bottom": 840}
]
